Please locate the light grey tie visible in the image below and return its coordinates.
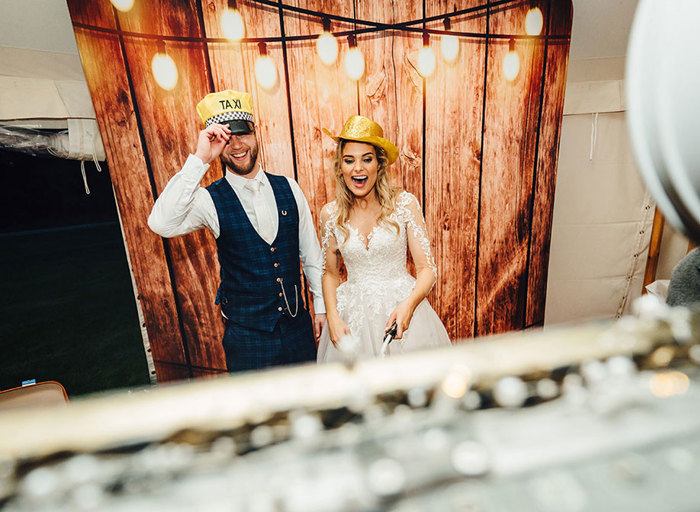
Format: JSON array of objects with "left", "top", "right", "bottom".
[{"left": 245, "top": 179, "right": 275, "bottom": 244}]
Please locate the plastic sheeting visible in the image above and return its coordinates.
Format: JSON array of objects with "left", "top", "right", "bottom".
[{"left": 0, "top": 46, "right": 104, "bottom": 162}]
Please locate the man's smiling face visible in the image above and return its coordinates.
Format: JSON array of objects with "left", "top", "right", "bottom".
[{"left": 220, "top": 127, "right": 259, "bottom": 176}]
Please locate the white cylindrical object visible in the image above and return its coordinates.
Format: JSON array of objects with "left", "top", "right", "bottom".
[{"left": 627, "top": 0, "right": 700, "bottom": 241}]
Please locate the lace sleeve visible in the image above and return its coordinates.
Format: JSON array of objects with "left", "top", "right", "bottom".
[
  {"left": 320, "top": 202, "right": 338, "bottom": 276},
  {"left": 398, "top": 192, "right": 438, "bottom": 280}
]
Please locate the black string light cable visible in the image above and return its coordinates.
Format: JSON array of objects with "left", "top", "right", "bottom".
[
  {"left": 351, "top": 0, "right": 360, "bottom": 114},
  {"left": 473, "top": 1, "right": 491, "bottom": 338},
  {"left": 77, "top": 0, "right": 569, "bottom": 46},
  {"left": 421, "top": 0, "right": 427, "bottom": 214}
]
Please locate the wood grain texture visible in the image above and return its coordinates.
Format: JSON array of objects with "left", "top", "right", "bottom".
[
  {"left": 153, "top": 361, "right": 194, "bottom": 381},
  {"left": 425, "top": 0, "right": 485, "bottom": 341},
  {"left": 118, "top": 1, "right": 226, "bottom": 370},
  {"left": 476, "top": 0, "right": 547, "bottom": 336},
  {"left": 65, "top": 0, "right": 116, "bottom": 29},
  {"left": 356, "top": 3, "right": 423, "bottom": 197},
  {"left": 70, "top": 22, "right": 189, "bottom": 370},
  {"left": 284, "top": 1, "right": 356, "bottom": 230},
  {"left": 525, "top": 0, "right": 572, "bottom": 326}
]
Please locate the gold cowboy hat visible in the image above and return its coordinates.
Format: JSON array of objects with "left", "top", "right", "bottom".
[{"left": 323, "top": 115, "right": 399, "bottom": 165}]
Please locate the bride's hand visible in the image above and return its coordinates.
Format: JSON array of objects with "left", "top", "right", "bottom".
[
  {"left": 387, "top": 300, "right": 416, "bottom": 340},
  {"left": 327, "top": 312, "right": 351, "bottom": 348}
]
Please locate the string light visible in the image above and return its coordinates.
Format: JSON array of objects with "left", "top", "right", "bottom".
[
  {"left": 344, "top": 35, "right": 365, "bottom": 81},
  {"left": 417, "top": 32, "right": 436, "bottom": 77},
  {"left": 129, "top": 5, "right": 548, "bottom": 87},
  {"left": 255, "top": 42, "right": 278, "bottom": 90},
  {"left": 222, "top": 0, "right": 245, "bottom": 42},
  {"left": 502, "top": 38, "right": 520, "bottom": 81},
  {"left": 441, "top": 17, "right": 459, "bottom": 63},
  {"left": 525, "top": 7, "right": 544, "bottom": 36},
  {"left": 316, "top": 17, "right": 339, "bottom": 66},
  {"left": 110, "top": 0, "right": 135, "bottom": 12},
  {"left": 151, "top": 40, "right": 178, "bottom": 91}
]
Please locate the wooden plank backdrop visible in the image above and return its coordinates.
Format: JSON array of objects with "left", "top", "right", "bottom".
[
  {"left": 526, "top": 0, "right": 572, "bottom": 327},
  {"left": 426, "top": 0, "right": 484, "bottom": 340},
  {"left": 67, "top": 0, "right": 572, "bottom": 382},
  {"left": 476, "top": 0, "right": 548, "bottom": 336}
]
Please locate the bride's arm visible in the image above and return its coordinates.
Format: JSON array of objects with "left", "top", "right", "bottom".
[
  {"left": 387, "top": 192, "right": 438, "bottom": 339},
  {"left": 320, "top": 204, "right": 350, "bottom": 346}
]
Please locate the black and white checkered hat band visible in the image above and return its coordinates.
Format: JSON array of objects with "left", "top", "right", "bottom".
[{"left": 205, "top": 111, "right": 254, "bottom": 127}]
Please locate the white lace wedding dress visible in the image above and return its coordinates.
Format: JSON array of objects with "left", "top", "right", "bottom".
[{"left": 317, "top": 191, "right": 451, "bottom": 362}]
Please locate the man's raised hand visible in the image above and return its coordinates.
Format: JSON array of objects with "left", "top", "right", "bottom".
[{"left": 194, "top": 123, "right": 231, "bottom": 165}]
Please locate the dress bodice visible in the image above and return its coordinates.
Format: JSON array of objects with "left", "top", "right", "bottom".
[{"left": 320, "top": 192, "right": 437, "bottom": 335}]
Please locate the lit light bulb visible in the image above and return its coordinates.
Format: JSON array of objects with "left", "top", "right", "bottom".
[
  {"left": 503, "top": 39, "right": 519, "bottom": 81},
  {"left": 317, "top": 32, "right": 339, "bottom": 66},
  {"left": 417, "top": 33, "right": 436, "bottom": 77},
  {"left": 441, "top": 17, "right": 459, "bottom": 63},
  {"left": 255, "top": 43, "right": 278, "bottom": 90},
  {"left": 441, "top": 34, "right": 459, "bottom": 63},
  {"left": 417, "top": 47, "right": 436, "bottom": 77},
  {"left": 317, "top": 18, "right": 338, "bottom": 66},
  {"left": 222, "top": 1, "right": 245, "bottom": 42},
  {"left": 151, "top": 43, "right": 178, "bottom": 90},
  {"left": 525, "top": 7, "right": 544, "bottom": 36},
  {"left": 110, "top": 0, "right": 134, "bottom": 12},
  {"left": 344, "top": 35, "right": 364, "bottom": 81}
]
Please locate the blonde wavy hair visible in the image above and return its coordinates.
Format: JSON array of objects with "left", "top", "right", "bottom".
[{"left": 333, "top": 139, "right": 400, "bottom": 246}]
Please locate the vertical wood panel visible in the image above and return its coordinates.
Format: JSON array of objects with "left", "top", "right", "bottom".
[
  {"left": 526, "top": 0, "right": 572, "bottom": 326},
  {"left": 118, "top": 1, "right": 226, "bottom": 370},
  {"left": 477, "top": 0, "right": 547, "bottom": 336},
  {"left": 356, "top": 4, "right": 423, "bottom": 197},
  {"left": 425, "top": 0, "right": 485, "bottom": 341},
  {"left": 245, "top": 2, "right": 295, "bottom": 179},
  {"left": 68, "top": 26, "right": 189, "bottom": 370},
  {"left": 284, "top": 1, "right": 356, "bottom": 231}
]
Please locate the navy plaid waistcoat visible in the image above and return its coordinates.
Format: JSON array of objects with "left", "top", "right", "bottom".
[{"left": 206, "top": 173, "right": 302, "bottom": 332}]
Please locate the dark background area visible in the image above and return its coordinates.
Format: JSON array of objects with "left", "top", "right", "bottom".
[{"left": 0, "top": 148, "right": 151, "bottom": 397}]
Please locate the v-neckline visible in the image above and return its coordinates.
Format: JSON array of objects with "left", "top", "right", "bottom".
[
  {"left": 225, "top": 172, "right": 280, "bottom": 246},
  {"left": 348, "top": 223, "right": 381, "bottom": 251}
]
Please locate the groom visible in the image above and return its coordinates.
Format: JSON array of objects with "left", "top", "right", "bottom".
[{"left": 148, "top": 90, "right": 326, "bottom": 372}]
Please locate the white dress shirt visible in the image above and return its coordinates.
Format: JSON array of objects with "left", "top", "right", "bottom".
[{"left": 148, "top": 154, "right": 326, "bottom": 314}]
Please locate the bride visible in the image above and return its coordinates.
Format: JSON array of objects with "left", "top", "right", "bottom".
[{"left": 317, "top": 115, "right": 451, "bottom": 362}]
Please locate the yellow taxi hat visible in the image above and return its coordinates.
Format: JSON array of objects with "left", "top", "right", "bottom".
[
  {"left": 323, "top": 115, "right": 399, "bottom": 165},
  {"left": 196, "top": 90, "right": 255, "bottom": 132}
]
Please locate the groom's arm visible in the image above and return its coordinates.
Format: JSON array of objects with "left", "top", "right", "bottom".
[{"left": 287, "top": 179, "right": 327, "bottom": 336}]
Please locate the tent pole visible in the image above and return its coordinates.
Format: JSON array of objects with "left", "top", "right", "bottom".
[{"left": 642, "top": 206, "right": 665, "bottom": 294}]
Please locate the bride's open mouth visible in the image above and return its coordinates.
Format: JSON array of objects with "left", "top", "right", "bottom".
[{"left": 351, "top": 175, "right": 368, "bottom": 187}]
